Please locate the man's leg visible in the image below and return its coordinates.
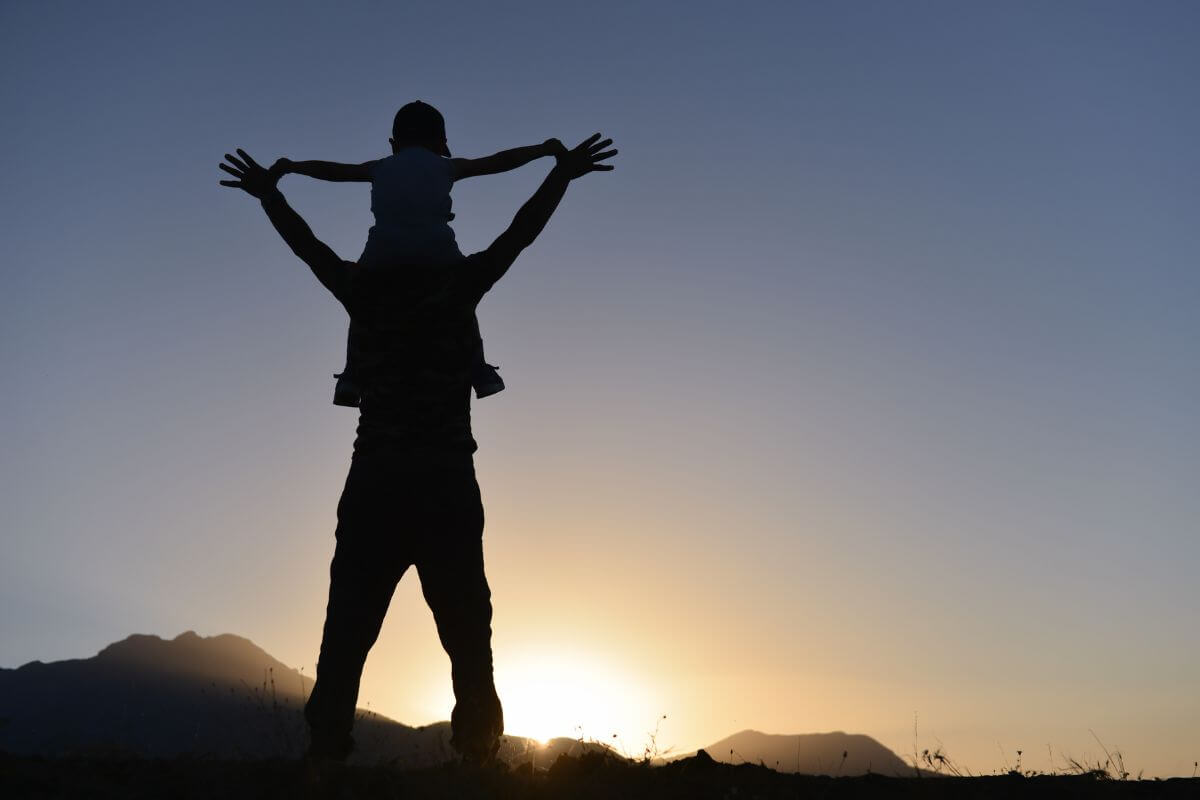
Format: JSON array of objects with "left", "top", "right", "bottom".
[
  {"left": 305, "top": 454, "right": 409, "bottom": 759},
  {"left": 414, "top": 457, "right": 503, "bottom": 762}
]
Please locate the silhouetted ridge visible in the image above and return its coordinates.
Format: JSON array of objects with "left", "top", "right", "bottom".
[
  {"left": 0, "top": 631, "right": 595, "bottom": 765},
  {"left": 0, "top": 630, "right": 320, "bottom": 759},
  {"left": 2, "top": 633, "right": 906, "bottom": 771},
  {"left": 92, "top": 631, "right": 303, "bottom": 687},
  {"left": 687, "top": 729, "right": 912, "bottom": 777}
]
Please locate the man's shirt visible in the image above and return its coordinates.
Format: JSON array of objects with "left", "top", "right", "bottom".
[{"left": 340, "top": 255, "right": 501, "bottom": 453}]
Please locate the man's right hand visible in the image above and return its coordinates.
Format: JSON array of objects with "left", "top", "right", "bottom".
[
  {"left": 553, "top": 133, "right": 617, "bottom": 180},
  {"left": 218, "top": 149, "right": 281, "bottom": 200}
]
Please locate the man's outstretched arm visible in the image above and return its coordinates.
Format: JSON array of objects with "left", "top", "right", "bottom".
[
  {"left": 220, "top": 149, "right": 353, "bottom": 304},
  {"left": 480, "top": 133, "right": 617, "bottom": 286}
]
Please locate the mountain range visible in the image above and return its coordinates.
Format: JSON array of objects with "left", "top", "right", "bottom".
[{"left": 0, "top": 631, "right": 911, "bottom": 774}]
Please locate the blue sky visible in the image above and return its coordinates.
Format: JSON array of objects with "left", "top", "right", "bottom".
[{"left": 3, "top": 0, "right": 1198, "bottom": 775}]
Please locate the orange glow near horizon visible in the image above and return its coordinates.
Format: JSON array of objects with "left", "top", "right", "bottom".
[{"left": 492, "top": 648, "right": 654, "bottom": 751}]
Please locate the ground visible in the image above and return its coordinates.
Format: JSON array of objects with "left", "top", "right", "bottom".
[{"left": 2, "top": 750, "right": 1196, "bottom": 799}]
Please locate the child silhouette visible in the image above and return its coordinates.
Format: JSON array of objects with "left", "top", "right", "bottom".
[{"left": 272, "top": 101, "right": 565, "bottom": 405}]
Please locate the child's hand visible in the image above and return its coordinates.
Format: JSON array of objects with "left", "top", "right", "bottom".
[
  {"left": 543, "top": 138, "right": 567, "bottom": 157},
  {"left": 268, "top": 157, "right": 294, "bottom": 180}
]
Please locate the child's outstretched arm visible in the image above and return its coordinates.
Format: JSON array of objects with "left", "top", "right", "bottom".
[
  {"left": 273, "top": 158, "right": 375, "bottom": 183},
  {"left": 451, "top": 139, "right": 565, "bottom": 181}
]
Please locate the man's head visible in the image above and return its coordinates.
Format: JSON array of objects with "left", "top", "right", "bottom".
[{"left": 390, "top": 101, "right": 451, "bottom": 157}]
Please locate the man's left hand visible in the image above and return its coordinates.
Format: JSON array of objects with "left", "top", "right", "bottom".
[{"left": 219, "top": 149, "right": 280, "bottom": 199}]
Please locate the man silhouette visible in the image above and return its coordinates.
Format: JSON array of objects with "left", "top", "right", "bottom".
[{"left": 218, "top": 134, "right": 616, "bottom": 764}]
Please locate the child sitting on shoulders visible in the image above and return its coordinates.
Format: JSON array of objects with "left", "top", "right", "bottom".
[{"left": 274, "top": 100, "right": 564, "bottom": 406}]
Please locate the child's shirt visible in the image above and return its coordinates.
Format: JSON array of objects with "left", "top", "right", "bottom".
[{"left": 361, "top": 147, "right": 464, "bottom": 266}]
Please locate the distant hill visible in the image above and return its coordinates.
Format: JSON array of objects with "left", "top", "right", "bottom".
[
  {"left": 686, "top": 730, "right": 914, "bottom": 776},
  {"left": 1, "top": 632, "right": 911, "bottom": 776},
  {"left": 0, "top": 631, "right": 589, "bottom": 766}
]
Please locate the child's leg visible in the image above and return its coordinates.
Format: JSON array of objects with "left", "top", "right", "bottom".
[
  {"left": 333, "top": 323, "right": 362, "bottom": 407},
  {"left": 470, "top": 314, "right": 505, "bottom": 399}
]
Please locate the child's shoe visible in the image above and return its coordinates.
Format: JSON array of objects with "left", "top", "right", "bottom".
[
  {"left": 332, "top": 373, "right": 362, "bottom": 407},
  {"left": 472, "top": 362, "right": 505, "bottom": 399}
]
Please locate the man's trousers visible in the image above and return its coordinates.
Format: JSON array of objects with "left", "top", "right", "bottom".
[{"left": 304, "top": 443, "right": 502, "bottom": 760}]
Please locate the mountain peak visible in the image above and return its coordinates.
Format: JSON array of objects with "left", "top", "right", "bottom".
[
  {"left": 92, "top": 630, "right": 304, "bottom": 688},
  {"left": 1, "top": 631, "right": 322, "bottom": 760},
  {"left": 700, "top": 729, "right": 911, "bottom": 776}
]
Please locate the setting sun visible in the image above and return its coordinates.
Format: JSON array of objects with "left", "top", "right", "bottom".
[{"left": 493, "top": 649, "right": 654, "bottom": 751}]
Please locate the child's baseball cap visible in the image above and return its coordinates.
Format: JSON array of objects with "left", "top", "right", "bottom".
[{"left": 392, "top": 101, "right": 451, "bottom": 157}]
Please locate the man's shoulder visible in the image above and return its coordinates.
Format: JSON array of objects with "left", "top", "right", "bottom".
[
  {"left": 450, "top": 251, "right": 505, "bottom": 299},
  {"left": 344, "top": 262, "right": 481, "bottom": 320}
]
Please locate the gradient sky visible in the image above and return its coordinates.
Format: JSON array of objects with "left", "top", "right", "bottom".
[{"left": 3, "top": 0, "right": 1198, "bottom": 777}]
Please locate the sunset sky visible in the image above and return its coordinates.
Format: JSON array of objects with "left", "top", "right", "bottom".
[{"left": 3, "top": 0, "right": 1198, "bottom": 777}]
